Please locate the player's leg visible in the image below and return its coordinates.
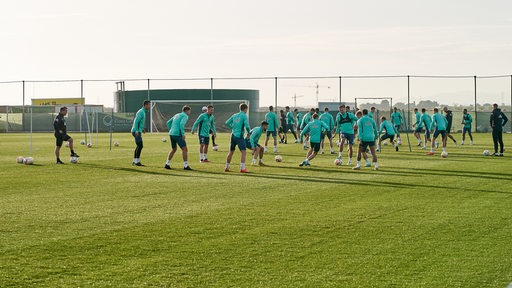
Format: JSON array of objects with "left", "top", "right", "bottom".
[
  {"left": 225, "top": 136, "right": 237, "bottom": 170},
  {"left": 320, "top": 133, "right": 325, "bottom": 154},
  {"left": 165, "top": 137, "right": 178, "bottom": 169},
  {"left": 429, "top": 132, "right": 437, "bottom": 154},
  {"left": 55, "top": 135, "right": 64, "bottom": 164},
  {"left": 258, "top": 146, "right": 264, "bottom": 163},
  {"left": 498, "top": 131, "right": 504, "bottom": 154},
  {"left": 369, "top": 143, "right": 378, "bottom": 170},
  {"left": 468, "top": 129, "right": 473, "bottom": 143},
  {"left": 239, "top": 137, "right": 248, "bottom": 172},
  {"left": 353, "top": 142, "right": 363, "bottom": 170}
]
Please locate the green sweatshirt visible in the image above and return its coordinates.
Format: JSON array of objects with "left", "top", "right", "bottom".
[
  {"left": 191, "top": 113, "right": 216, "bottom": 137},
  {"left": 336, "top": 112, "right": 358, "bottom": 134},
  {"left": 300, "top": 119, "right": 329, "bottom": 143},
  {"left": 265, "top": 112, "right": 279, "bottom": 132},
  {"left": 131, "top": 107, "right": 147, "bottom": 133},
  {"left": 249, "top": 126, "right": 264, "bottom": 147},
  {"left": 226, "top": 111, "right": 251, "bottom": 138},
  {"left": 357, "top": 115, "right": 378, "bottom": 142},
  {"left": 431, "top": 112, "right": 448, "bottom": 131},
  {"left": 379, "top": 120, "right": 397, "bottom": 135},
  {"left": 167, "top": 111, "right": 189, "bottom": 136}
]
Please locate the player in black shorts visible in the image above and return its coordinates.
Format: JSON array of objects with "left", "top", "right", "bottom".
[
  {"left": 442, "top": 106, "right": 457, "bottom": 146},
  {"left": 54, "top": 106, "right": 79, "bottom": 164}
]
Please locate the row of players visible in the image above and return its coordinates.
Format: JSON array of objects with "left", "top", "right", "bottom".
[{"left": 129, "top": 102, "right": 452, "bottom": 172}]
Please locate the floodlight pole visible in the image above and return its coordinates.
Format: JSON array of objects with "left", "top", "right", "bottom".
[
  {"left": 22, "top": 80, "right": 25, "bottom": 132},
  {"left": 474, "top": 76, "right": 477, "bottom": 132},
  {"left": 407, "top": 75, "right": 410, "bottom": 132},
  {"left": 210, "top": 78, "right": 214, "bottom": 105},
  {"left": 274, "top": 77, "right": 278, "bottom": 108},
  {"left": 339, "top": 76, "right": 342, "bottom": 104}
]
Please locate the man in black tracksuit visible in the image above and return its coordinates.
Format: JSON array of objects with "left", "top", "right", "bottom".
[
  {"left": 443, "top": 106, "right": 457, "bottom": 145},
  {"left": 54, "top": 106, "right": 79, "bottom": 164},
  {"left": 490, "top": 103, "right": 509, "bottom": 156}
]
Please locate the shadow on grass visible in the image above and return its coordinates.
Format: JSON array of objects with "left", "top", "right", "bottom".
[
  {"left": 79, "top": 163, "right": 217, "bottom": 179},
  {"left": 192, "top": 167, "right": 511, "bottom": 195}
]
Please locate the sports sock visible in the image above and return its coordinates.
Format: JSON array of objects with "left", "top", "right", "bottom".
[
  {"left": 356, "top": 161, "right": 361, "bottom": 167},
  {"left": 184, "top": 161, "right": 189, "bottom": 168},
  {"left": 225, "top": 163, "right": 230, "bottom": 169},
  {"left": 374, "top": 162, "right": 378, "bottom": 168},
  {"left": 166, "top": 160, "right": 170, "bottom": 165},
  {"left": 338, "top": 152, "right": 342, "bottom": 157},
  {"left": 204, "top": 153, "right": 207, "bottom": 159},
  {"left": 240, "top": 163, "right": 245, "bottom": 169}
]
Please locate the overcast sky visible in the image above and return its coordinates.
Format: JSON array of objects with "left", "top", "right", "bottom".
[{"left": 1, "top": 0, "right": 511, "bottom": 107}]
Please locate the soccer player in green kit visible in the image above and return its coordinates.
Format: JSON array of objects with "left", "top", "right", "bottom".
[
  {"left": 300, "top": 108, "right": 315, "bottom": 150},
  {"left": 428, "top": 107, "right": 448, "bottom": 155},
  {"left": 335, "top": 105, "right": 359, "bottom": 165},
  {"left": 191, "top": 105, "right": 216, "bottom": 163},
  {"left": 377, "top": 116, "right": 398, "bottom": 152},
  {"left": 247, "top": 121, "right": 268, "bottom": 166},
  {"left": 353, "top": 109, "right": 379, "bottom": 170},
  {"left": 319, "top": 107, "right": 335, "bottom": 154},
  {"left": 225, "top": 103, "right": 251, "bottom": 173},
  {"left": 420, "top": 108, "right": 432, "bottom": 150},
  {"left": 461, "top": 108, "right": 474, "bottom": 145},
  {"left": 165, "top": 106, "right": 192, "bottom": 170},
  {"left": 412, "top": 108, "right": 423, "bottom": 146},
  {"left": 299, "top": 113, "right": 330, "bottom": 167},
  {"left": 264, "top": 106, "right": 279, "bottom": 153},
  {"left": 285, "top": 106, "right": 299, "bottom": 143},
  {"left": 390, "top": 107, "right": 403, "bottom": 142},
  {"left": 131, "top": 100, "right": 150, "bottom": 166}
]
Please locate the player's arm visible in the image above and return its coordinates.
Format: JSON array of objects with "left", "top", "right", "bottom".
[
  {"left": 210, "top": 118, "right": 217, "bottom": 136},
  {"left": 244, "top": 115, "right": 251, "bottom": 134},
  {"left": 300, "top": 123, "right": 310, "bottom": 138},
  {"left": 225, "top": 115, "right": 234, "bottom": 129},
  {"left": 166, "top": 117, "right": 174, "bottom": 131},
  {"left": 502, "top": 112, "right": 509, "bottom": 127},
  {"left": 191, "top": 115, "right": 202, "bottom": 134}
]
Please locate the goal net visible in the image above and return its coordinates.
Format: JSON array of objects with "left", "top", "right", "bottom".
[{"left": 150, "top": 100, "right": 249, "bottom": 133}]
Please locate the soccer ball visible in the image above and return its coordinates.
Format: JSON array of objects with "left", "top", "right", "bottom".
[
  {"left": 397, "top": 139, "right": 402, "bottom": 145},
  {"left": 274, "top": 155, "right": 283, "bottom": 162},
  {"left": 23, "top": 157, "right": 34, "bottom": 165},
  {"left": 114, "top": 141, "right": 120, "bottom": 147},
  {"left": 212, "top": 145, "right": 219, "bottom": 151},
  {"left": 16, "top": 156, "right": 25, "bottom": 164},
  {"left": 383, "top": 141, "right": 389, "bottom": 146},
  {"left": 80, "top": 140, "right": 86, "bottom": 145},
  {"left": 87, "top": 143, "right": 92, "bottom": 148},
  {"left": 70, "top": 156, "right": 79, "bottom": 164},
  {"left": 483, "top": 150, "right": 490, "bottom": 156},
  {"left": 64, "top": 141, "right": 70, "bottom": 147},
  {"left": 334, "top": 158, "right": 341, "bottom": 166},
  {"left": 162, "top": 138, "right": 167, "bottom": 143},
  {"left": 441, "top": 151, "right": 448, "bottom": 158}
]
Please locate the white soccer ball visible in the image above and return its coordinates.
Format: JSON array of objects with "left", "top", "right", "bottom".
[
  {"left": 334, "top": 158, "right": 341, "bottom": 166},
  {"left": 114, "top": 141, "right": 119, "bottom": 147},
  {"left": 212, "top": 145, "right": 219, "bottom": 151},
  {"left": 64, "top": 141, "right": 70, "bottom": 147},
  {"left": 23, "top": 157, "right": 34, "bottom": 165},
  {"left": 70, "top": 156, "right": 79, "bottom": 164},
  {"left": 397, "top": 139, "right": 402, "bottom": 145},
  {"left": 274, "top": 155, "right": 283, "bottom": 162},
  {"left": 483, "top": 150, "right": 490, "bottom": 156},
  {"left": 87, "top": 143, "right": 92, "bottom": 148},
  {"left": 162, "top": 138, "right": 167, "bottom": 143},
  {"left": 80, "top": 140, "right": 86, "bottom": 145},
  {"left": 441, "top": 151, "right": 448, "bottom": 158},
  {"left": 17, "top": 156, "right": 25, "bottom": 164},
  {"left": 384, "top": 141, "right": 389, "bottom": 146}
]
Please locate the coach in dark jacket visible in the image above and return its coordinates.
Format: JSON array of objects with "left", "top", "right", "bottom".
[{"left": 490, "top": 104, "right": 509, "bottom": 156}]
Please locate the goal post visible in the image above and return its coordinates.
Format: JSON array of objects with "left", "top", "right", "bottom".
[{"left": 150, "top": 100, "right": 250, "bottom": 133}]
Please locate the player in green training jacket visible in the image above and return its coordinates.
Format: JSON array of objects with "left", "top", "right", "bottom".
[
  {"left": 353, "top": 109, "right": 379, "bottom": 170},
  {"left": 285, "top": 106, "right": 299, "bottom": 143},
  {"left": 335, "top": 105, "right": 359, "bottom": 165},
  {"left": 461, "top": 109, "right": 473, "bottom": 145},
  {"left": 377, "top": 116, "right": 398, "bottom": 152},
  {"left": 319, "top": 107, "right": 335, "bottom": 154},
  {"left": 165, "top": 106, "right": 192, "bottom": 170},
  {"left": 428, "top": 107, "right": 448, "bottom": 155},
  {"left": 191, "top": 105, "right": 216, "bottom": 163},
  {"left": 225, "top": 103, "right": 251, "bottom": 173},
  {"left": 420, "top": 108, "right": 432, "bottom": 150},
  {"left": 299, "top": 113, "right": 330, "bottom": 167},
  {"left": 300, "top": 108, "right": 316, "bottom": 150},
  {"left": 246, "top": 121, "right": 268, "bottom": 166},
  {"left": 412, "top": 108, "right": 423, "bottom": 146},
  {"left": 390, "top": 107, "right": 403, "bottom": 141},
  {"left": 131, "top": 100, "right": 150, "bottom": 166},
  {"left": 264, "top": 106, "right": 279, "bottom": 153}
]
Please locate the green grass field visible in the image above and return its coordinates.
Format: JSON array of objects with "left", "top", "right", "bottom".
[{"left": 1, "top": 132, "right": 511, "bottom": 287}]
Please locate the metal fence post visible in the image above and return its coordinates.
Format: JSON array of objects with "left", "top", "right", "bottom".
[{"left": 474, "top": 76, "right": 477, "bottom": 132}]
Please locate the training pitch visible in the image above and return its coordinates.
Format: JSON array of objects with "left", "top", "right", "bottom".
[{"left": 1, "top": 132, "right": 511, "bottom": 287}]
